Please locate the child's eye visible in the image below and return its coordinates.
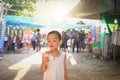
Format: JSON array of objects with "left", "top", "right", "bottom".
[
  {"left": 48, "top": 41, "right": 51, "bottom": 42},
  {"left": 53, "top": 41, "right": 56, "bottom": 42}
]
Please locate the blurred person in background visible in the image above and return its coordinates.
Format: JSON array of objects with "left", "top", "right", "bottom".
[
  {"left": 36, "top": 29, "right": 41, "bottom": 52},
  {"left": 31, "top": 30, "right": 36, "bottom": 50}
]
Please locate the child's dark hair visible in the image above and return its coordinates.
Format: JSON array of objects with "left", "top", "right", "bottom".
[{"left": 47, "top": 30, "right": 61, "bottom": 40}]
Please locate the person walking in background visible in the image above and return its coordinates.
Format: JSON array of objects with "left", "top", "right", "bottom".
[
  {"left": 4, "top": 35, "right": 8, "bottom": 54},
  {"left": 87, "top": 31, "right": 93, "bottom": 43},
  {"left": 31, "top": 30, "right": 36, "bottom": 50},
  {"left": 41, "top": 30, "right": 68, "bottom": 80},
  {"left": 86, "top": 31, "right": 93, "bottom": 52},
  {"left": 60, "top": 31, "right": 69, "bottom": 52},
  {"left": 72, "top": 30, "right": 79, "bottom": 53},
  {"left": 79, "top": 30, "right": 85, "bottom": 52},
  {"left": 36, "top": 29, "right": 41, "bottom": 52},
  {"left": 66, "top": 29, "right": 73, "bottom": 53}
]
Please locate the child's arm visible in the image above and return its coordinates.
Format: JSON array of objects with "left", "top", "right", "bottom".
[
  {"left": 64, "top": 55, "right": 68, "bottom": 80},
  {"left": 41, "top": 54, "right": 49, "bottom": 72}
]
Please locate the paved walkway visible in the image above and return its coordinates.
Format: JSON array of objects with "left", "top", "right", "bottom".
[{"left": 0, "top": 47, "right": 120, "bottom": 80}]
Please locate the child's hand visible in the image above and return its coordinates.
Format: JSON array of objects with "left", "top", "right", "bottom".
[
  {"left": 41, "top": 53, "right": 49, "bottom": 72},
  {"left": 42, "top": 53, "right": 49, "bottom": 65}
]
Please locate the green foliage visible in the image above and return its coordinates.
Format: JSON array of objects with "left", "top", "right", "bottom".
[
  {"left": 22, "top": 27, "right": 38, "bottom": 32},
  {"left": 92, "top": 42, "right": 100, "bottom": 48},
  {"left": 3, "top": 0, "right": 37, "bottom": 16}
]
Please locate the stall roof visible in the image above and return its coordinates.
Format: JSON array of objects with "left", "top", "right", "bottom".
[
  {"left": 5, "top": 15, "right": 92, "bottom": 29},
  {"left": 67, "top": 0, "right": 120, "bottom": 19},
  {"left": 5, "top": 15, "right": 45, "bottom": 28}
]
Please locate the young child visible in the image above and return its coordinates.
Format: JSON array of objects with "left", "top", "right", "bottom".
[{"left": 41, "top": 30, "right": 68, "bottom": 80}]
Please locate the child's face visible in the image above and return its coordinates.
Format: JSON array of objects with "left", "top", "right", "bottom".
[{"left": 47, "top": 34, "right": 61, "bottom": 50}]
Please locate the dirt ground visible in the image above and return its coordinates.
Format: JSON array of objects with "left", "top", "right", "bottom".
[{"left": 0, "top": 47, "right": 120, "bottom": 80}]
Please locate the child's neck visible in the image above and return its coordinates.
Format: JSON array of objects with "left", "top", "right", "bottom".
[
  {"left": 50, "top": 50, "right": 59, "bottom": 54},
  {"left": 50, "top": 50, "right": 60, "bottom": 57}
]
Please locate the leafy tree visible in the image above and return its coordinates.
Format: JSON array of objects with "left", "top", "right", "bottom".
[
  {"left": 22, "top": 27, "right": 38, "bottom": 32},
  {"left": 3, "top": 0, "right": 37, "bottom": 16}
]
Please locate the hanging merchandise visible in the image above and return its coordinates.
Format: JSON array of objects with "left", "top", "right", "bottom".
[
  {"left": 0, "top": 17, "right": 6, "bottom": 58},
  {"left": 102, "top": 33, "right": 111, "bottom": 57},
  {"left": 0, "top": 1, "right": 7, "bottom": 58},
  {"left": 111, "top": 29, "right": 120, "bottom": 61}
]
